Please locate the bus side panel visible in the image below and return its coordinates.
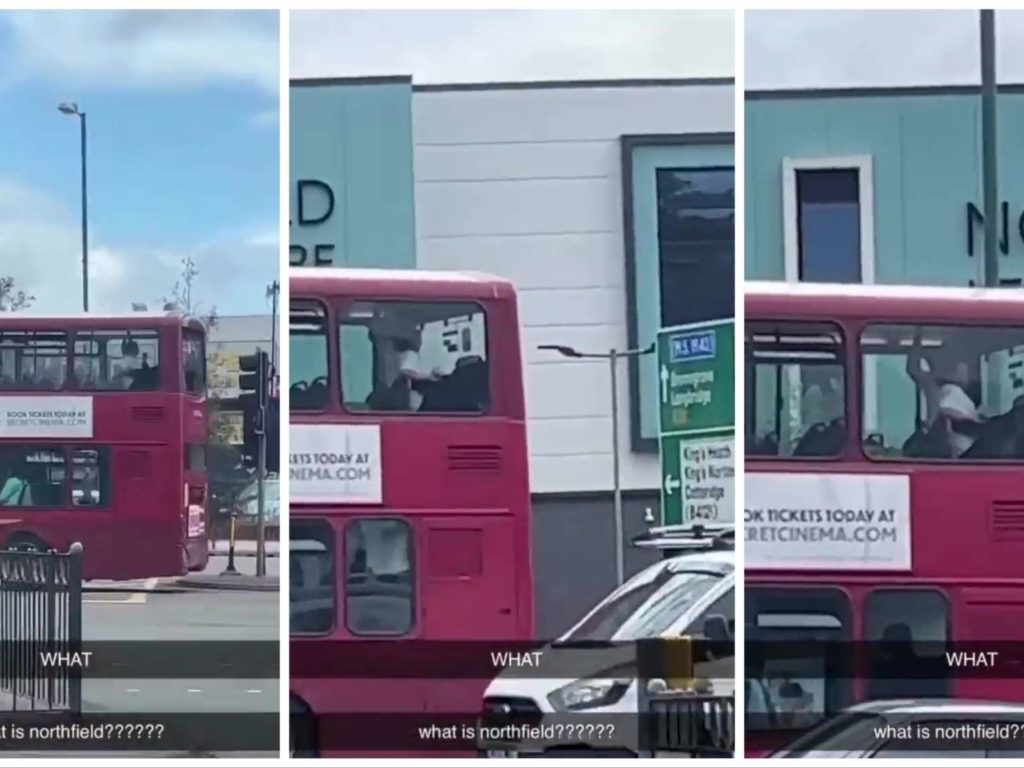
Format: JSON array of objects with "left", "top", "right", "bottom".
[
  {"left": 419, "top": 514, "right": 522, "bottom": 752},
  {"left": 112, "top": 445, "right": 181, "bottom": 579},
  {"left": 958, "top": 588, "right": 1024, "bottom": 702}
]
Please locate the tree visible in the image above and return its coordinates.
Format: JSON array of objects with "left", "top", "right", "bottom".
[
  {"left": 164, "top": 255, "right": 218, "bottom": 331},
  {"left": 0, "top": 276, "right": 34, "bottom": 312},
  {"left": 164, "top": 256, "right": 237, "bottom": 535}
]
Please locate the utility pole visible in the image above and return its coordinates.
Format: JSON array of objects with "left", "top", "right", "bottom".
[
  {"left": 267, "top": 281, "right": 280, "bottom": 378},
  {"left": 539, "top": 342, "right": 654, "bottom": 585},
  {"left": 981, "top": 9, "right": 999, "bottom": 287},
  {"left": 255, "top": 347, "right": 268, "bottom": 578}
]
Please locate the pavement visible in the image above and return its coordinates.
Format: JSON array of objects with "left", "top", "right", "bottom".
[
  {"left": 209, "top": 539, "right": 280, "bottom": 557},
  {"left": 176, "top": 542, "right": 279, "bottom": 591},
  {"left": 2, "top": 546, "right": 281, "bottom": 757}
]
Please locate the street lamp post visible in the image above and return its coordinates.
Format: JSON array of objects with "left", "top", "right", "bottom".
[
  {"left": 980, "top": 10, "right": 999, "bottom": 287},
  {"left": 539, "top": 342, "right": 654, "bottom": 586},
  {"left": 58, "top": 102, "right": 88, "bottom": 311}
]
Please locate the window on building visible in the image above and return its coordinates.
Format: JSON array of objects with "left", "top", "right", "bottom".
[
  {"left": 73, "top": 330, "right": 160, "bottom": 391},
  {"left": 657, "top": 168, "right": 734, "bottom": 327},
  {"left": 182, "top": 329, "right": 206, "bottom": 394},
  {"left": 784, "top": 158, "right": 873, "bottom": 284},
  {"left": 71, "top": 448, "right": 109, "bottom": 506},
  {"left": 861, "top": 323, "right": 1024, "bottom": 460},
  {"left": 0, "top": 331, "right": 68, "bottom": 390},
  {"left": 290, "top": 518, "right": 335, "bottom": 635},
  {"left": 290, "top": 301, "right": 328, "bottom": 411},
  {"left": 339, "top": 300, "right": 489, "bottom": 414},
  {"left": 0, "top": 447, "right": 66, "bottom": 507},
  {"left": 797, "top": 170, "right": 861, "bottom": 282},
  {"left": 746, "top": 321, "right": 846, "bottom": 458},
  {"left": 345, "top": 518, "right": 414, "bottom": 636},
  {"left": 863, "top": 589, "right": 950, "bottom": 700}
]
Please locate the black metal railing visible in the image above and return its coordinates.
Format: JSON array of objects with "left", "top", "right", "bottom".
[
  {"left": 643, "top": 690, "right": 735, "bottom": 757},
  {"left": 0, "top": 543, "right": 83, "bottom": 713}
]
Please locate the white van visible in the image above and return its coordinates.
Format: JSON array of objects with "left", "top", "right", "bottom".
[{"left": 479, "top": 531, "right": 734, "bottom": 758}]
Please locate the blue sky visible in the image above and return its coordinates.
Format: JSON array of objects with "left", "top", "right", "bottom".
[{"left": 0, "top": 10, "right": 279, "bottom": 314}]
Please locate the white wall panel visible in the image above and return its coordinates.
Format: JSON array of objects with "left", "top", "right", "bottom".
[{"left": 413, "top": 83, "right": 732, "bottom": 494}]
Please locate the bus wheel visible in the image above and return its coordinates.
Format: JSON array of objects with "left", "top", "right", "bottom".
[
  {"left": 290, "top": 697, "right": 318, "bottom": 757},
  {"left": 5, "top": 533, "right": 49, "bottom": 553}
]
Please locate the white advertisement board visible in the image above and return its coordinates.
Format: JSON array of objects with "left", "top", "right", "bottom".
[
  {"left": 289, "top": 424, "right": 382, "bottom": 504},
  {"left": 0, "top": 396, "right": 93, "bottom": 438},
  {"left": 745, "top": 472, "right": 911, "bottom": 571}
]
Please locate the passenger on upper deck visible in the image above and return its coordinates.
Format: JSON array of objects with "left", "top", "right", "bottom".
[
  {"left": 368, "top": 315, "right": 448, "bottom": 411},
  {"left": 906, "top": 333, "right": 983, "bottom": 458}
]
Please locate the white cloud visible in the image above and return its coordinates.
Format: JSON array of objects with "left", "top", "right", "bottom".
[
  {"left": 2, "top": 10, "right": 279, "bottom": 94},
  {"left": 290, "top": 10, "right": 733, "bottom": 83},
  {"left": 747, "top": 10, "right": 1024, "bottom": 90},
  {"left": 250, "top": 109, "right": 279, "bottom": 129},
  {"left": 0, "top": 177, "right": 278, "bottom": 315}
]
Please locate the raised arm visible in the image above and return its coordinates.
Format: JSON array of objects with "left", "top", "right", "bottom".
[{"left": 906, "top": 331, "right": 939, "bottom": 424}]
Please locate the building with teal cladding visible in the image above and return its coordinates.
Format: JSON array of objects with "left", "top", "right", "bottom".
[
  {"left": 746, "top": 84, "right": 1024, "bottom": 452},
  {"left": 289, "top": 75, "right": 734, "bottom": 637},
  {"left": 747, "top": 84, "right": 1024, "bottom": 287},
  {"left": 289, "top": 76, "right": 417, "bottom": 269}
]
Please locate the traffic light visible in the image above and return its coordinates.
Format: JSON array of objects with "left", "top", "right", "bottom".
[
  {"left": 238, "top": 349, "right": 270, "bottom": 468},
  {"left": 265, "top": 396, "right": 279, "bottom": 474}
]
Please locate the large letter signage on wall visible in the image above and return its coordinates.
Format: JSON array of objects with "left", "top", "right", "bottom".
[{"left": 290, "top": 179, "right": 338, "bottom": 267}]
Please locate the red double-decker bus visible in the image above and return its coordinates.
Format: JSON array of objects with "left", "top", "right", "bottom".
[
  {"left": 289, "top": 268, "right": 534, "bottom": 756},
  {"left": 0, "top": 313, "right": 209, "bottom": 580},
  {"left": 745, "top": 282, "right": 1024, "bottom": 755}
]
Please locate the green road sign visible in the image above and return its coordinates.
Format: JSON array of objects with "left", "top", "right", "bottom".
[
  {"left": 657, "top": 319, "right": 734, "bottom": 437},
  {"left": 660, "top": 432, "right": 735, "bottom": 526}
]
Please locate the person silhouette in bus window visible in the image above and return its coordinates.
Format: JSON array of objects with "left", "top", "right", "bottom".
[
  {"left": 907, "top": 335, "right": 981, "bottom": 457},
  {"left": 0, "top": 461, "right": 31, "bottom": 506},
  {"left": 369, "top": 316, "right": 446, "bottom": 411}
]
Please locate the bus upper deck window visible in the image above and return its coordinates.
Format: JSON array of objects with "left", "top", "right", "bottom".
[
  {"left": 746, "top": 321, "right": 846, "bottom": 459},
  {"left": 182, "top": 329, "right": 206, "bottom": 395},
  {"left": 341, "top": 300, "right": 489, "bottom": 415},
  {"left": 861, "top": 323, "right": 1024, "bottom": 461},
  {"left": 290, "top": 301, "right": 328, "bottom": 411},
  {"left": 0, "top": 331, "right": 68, "bottom": 390},
  {"left": 73, "top": 330, "right": 160, "bottom": 391}
]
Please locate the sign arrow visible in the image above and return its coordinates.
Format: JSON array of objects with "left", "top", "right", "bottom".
[
  {"left": 660, "top": 365, "right": 669, "bottom": 403},
  {"left": 664, "top": 473, "right": 681, "bottom": 496}
]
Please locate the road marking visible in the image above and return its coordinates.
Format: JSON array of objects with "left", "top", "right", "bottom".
[
  {"left": 246, "top": 689, "right": 262, "bottom": 694},
  {"left": 126, "top": 688, "right": 140, "bottom": 693},
  {"left": 186, "top": 688, "right": 202, "bottom": 693},
  {"left": 83, "top": 577, "right": 159, "bottom": 605}
]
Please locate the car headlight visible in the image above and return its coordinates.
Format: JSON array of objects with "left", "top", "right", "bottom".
[{"left": 547, "top": 677, "right": 631, "bottom": 711}]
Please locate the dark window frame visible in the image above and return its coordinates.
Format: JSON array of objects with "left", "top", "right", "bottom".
[
  {"left": 655, "top": 165, "right": 735, "bottom": 331},
  {"left": 336, "top": 298, "right": 492, "bottom": 418},
  {"left": 745, "top": 320, "right": 848, "bottom": 461},
  {"left": 182, "top": 328, "right": 207, "bottom": 396},
  {"left": 0, "top": 445, "right": 74, "bottom": 509},
  {"left": 745, "top": 584, "right": 855, "bottom": 735},
  {"left": 289, "top": 298, "right": 331, "bottom": 413},
  {"left": 69, "top": 446, "right": 111, "bottom": 508},
  {"left": 289, "top": 517, "right": 337, "bottom": 637},
  {"left": 859, "top": 321, "right": 1024, "bottom": 464},
  {"left": 343, "top": 516, "right": 416, "bottom": 638},
  {"left": 795, "top": 167, "right": 862, "bottom": 284},
  {"left": 862, "top": 587, "right": 953, "bottom": 701},
  {"left": 0, "top": 330, "right": 71, "bottom": 391},
  {"left": 621, "top": 133, "right": 735, "bottom": 455},
  {"left": 71, "top": 328, "right": 162, "bottom": 392}
]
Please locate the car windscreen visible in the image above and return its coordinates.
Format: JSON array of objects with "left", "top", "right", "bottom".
[
  {"left": 561, "top": 564, "right": 722, "bottom": 642},
  {"left": 771, "top": 711, "right": 877, "bottom": 758}
]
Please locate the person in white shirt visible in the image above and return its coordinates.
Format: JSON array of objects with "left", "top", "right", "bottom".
[{"left": 907, "top": 335, "right": 982, "bottom": 457}]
